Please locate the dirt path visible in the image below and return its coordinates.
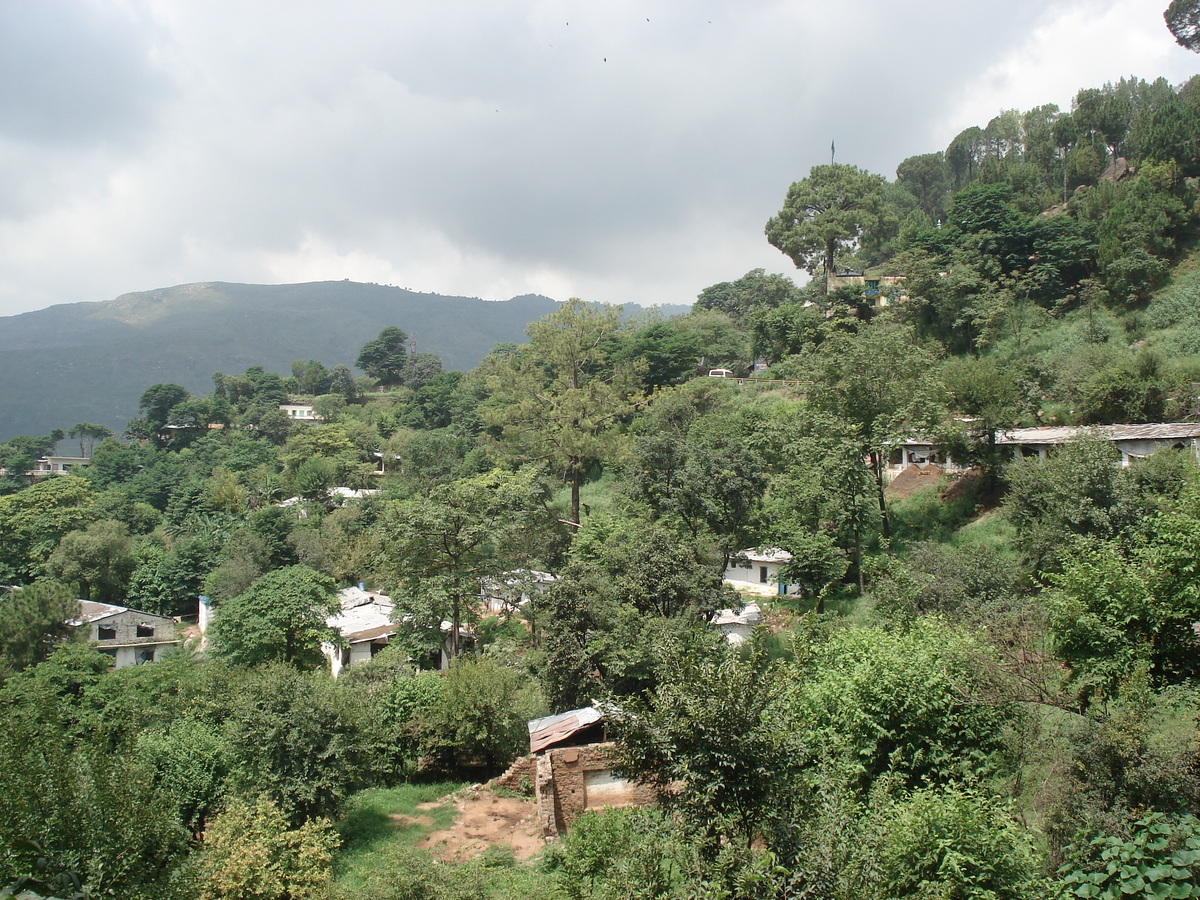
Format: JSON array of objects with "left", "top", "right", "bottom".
[{"left": 416, "top": 786, "right": 543, "bottom": 862}]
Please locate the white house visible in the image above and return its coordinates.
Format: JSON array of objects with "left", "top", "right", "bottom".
[
  {"left": 885, "top": 423, "right": 1200, "bottom": 479},
  {"left": 33, "top": 455, "right": 91, "bottom": 476},
  {"left": 277, "top": 487, "right": 381, "bottom": 509},
  {"left": 74, "top": 601, "right": 180, "bottom": 667},
  {"left": 279, "top": 403, "right": 319, "bottom": 422},
  {"left": 723, "top": 547, "right": 799, "bottom": 597},
  {"left": 0, "top": 455, "right": 92, "bottom": 479},
  {"left": 320, "top": 585, "right": 470, "bottom": 676},
  {"left": 321, "top": 586, "right": 397, "bottom": 677},
  {"left": 480, "top": 569, "right": 557, "bottom": 615},
  {"left": 711, "top": 601, "right": 764, "bottom": 644},
  {"left": 997, "top": 423, "right": 1200, "bottom": 466},
  {"left": 886, "top": 439, "right": 956, "bottom": 480}
]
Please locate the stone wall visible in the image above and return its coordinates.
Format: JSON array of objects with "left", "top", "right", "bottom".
[{"left": 534, "top": 742, "right": 657, "bottom": 838}]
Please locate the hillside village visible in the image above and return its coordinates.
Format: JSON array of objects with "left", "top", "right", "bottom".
[{"left": 4, "top": 63, "right": 1200, "bottom": 900}]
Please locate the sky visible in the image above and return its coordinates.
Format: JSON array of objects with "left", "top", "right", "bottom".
[{"left": 0, "top": 0, "right": 1196, "bottom": 319}]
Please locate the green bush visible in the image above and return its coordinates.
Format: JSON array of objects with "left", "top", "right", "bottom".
[
  {"left": 1056, "top": 813, "right": 1200, "bottom": 900},
  {"left": 136, "top": 717, "right": 234, "bottom": 833},
  {"left": 191, "top": 795, "right": 339, "bottom": 900},
  {"left": 334, "top": 844, "right": 488, "bottom": 900},
  {"left": 545, "top": 807, "right": 693, "bottom": 900},
  {"left": 859, "top": 784, "right": 1045, "bottom": 900},
  {"left": 418, "top": 655, "right": 545, "bottom": 776},
  {"left": 224, "top": 664, "right": 372, "bottom": 826},
  {"left": 0, "top": 718, "right": 190, "bottom": 900},
  {"left": 788, "top": 619, "right": 1013, "bottom": 796}
]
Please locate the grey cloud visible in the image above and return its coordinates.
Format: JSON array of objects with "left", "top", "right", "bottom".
[
  {"left": 0, "top": 1, "right": 172, "bottom": 145},
  {"left": 0, "top": 0, "right": 1195, "bottom": 319}
]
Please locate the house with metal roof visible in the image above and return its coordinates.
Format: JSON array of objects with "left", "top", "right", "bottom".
[
  {"left": 712, "top": 601, "right": 764, "bottom": 644},
  {"left": 319, "top": 585, "right": 471, "bottom": 676},
  {"left": 521, "top": 704, "right": 655, "bottom": 837},
  {"left": 887, "top": 422, "right": 1200, "bottom": 479},
  {"left": 996, "top": 423, "right": 1200, "bottom": 465}
]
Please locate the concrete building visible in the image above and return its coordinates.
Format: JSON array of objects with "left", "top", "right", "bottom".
[
  {"left": 319, "top": 585, "right": 470, "bottom": 676},
  {"left": 996, "top": 423, "right": 1200, "bottom": 466},
  {"left": 279, "top": 403, "right": 318, "bottom": 422},
  {"left": 887, "top": 423, "right": 1200, "bottom": 479},
  {"left": 826, "top": 269, "right": 908, "bottom": 306},
  {"left": 712, "top": 601, "right": 764, "bottom": 645},
  {"left": 723, "top": 547, "right": 799, "bottom": 596},
  {"left": 75, "top": 601, "right": 180, "bottom": 667}
]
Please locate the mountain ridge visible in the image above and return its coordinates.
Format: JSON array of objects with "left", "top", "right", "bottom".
[{"left": 0, "top": 280, "right": 687, "bottom": 441}]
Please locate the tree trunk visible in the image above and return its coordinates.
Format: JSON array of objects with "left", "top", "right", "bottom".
[
  {"left": 569, "top": 456, "right": 581, "bottom": 532},
  {"left": 855, "top": 527, "right": 864, "bottom": 596},
  {"left": 870, "top": 450, "right": 891, "bottom": 545}
]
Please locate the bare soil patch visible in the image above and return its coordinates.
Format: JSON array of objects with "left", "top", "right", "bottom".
[
  {"left": 940, "top": 466, "right": 986, "bottom": 503},
  {"left": 390, "top": 813, "right": 434, "bottom": 828},
  {"left": 884, "top": 464, "right": 945, "bottom": 499},
  {"left": 416, "top": 786, "right": 543, "bottom": 862}
]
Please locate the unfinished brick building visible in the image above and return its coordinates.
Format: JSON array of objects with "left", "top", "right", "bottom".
[{"left": 523, "top": 706, "right": 656, "bottom": 838}]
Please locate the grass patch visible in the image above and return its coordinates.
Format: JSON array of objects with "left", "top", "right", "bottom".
[
  {"left": 952, "top": 507, "right": 1019, "bottom": 552},
  {"left": 890, "top": 482, "right": 981, "bottom": 547},
  {"left": 334, "top": 782, "right": 562, "bottom": 900},
  {"left": 334, "top": 782, "right": 464, "bottom": 890}
]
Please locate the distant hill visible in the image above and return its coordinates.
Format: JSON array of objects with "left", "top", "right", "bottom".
[{"left": 0, "top": 281, "right": 688, "bottom": 441}]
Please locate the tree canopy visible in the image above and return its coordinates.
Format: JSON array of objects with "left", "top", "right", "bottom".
[
  {"left": 765, "top": 163, "right": 888, "bottom": 283},
  {"left": 355, "top": 326, "right": 409, "bottom": 385},
  {"left": 210, "top": 565, "right": 339, "bottom": 668}
]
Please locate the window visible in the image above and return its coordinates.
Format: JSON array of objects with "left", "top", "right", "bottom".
[
  {"left": 759, "top": 566, "right": 769, "bottom": 584},
  {"left": 136, "top": 624, "right": 155, "bottom": 638},
  {"left": 137, "top": 649, "right": 155, "bottom": 665},
  {"left": 98, "top": 626, "right": 117, "bottom": 640}
]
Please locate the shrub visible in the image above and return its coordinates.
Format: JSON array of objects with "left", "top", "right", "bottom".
[
  {"left": 1056, "top": 812, "right": 1200, "bottom": 900},
  {"left": 192, "top": 795, "right": 338, "bottom": 900},
  {"left": 859, "top": 785, "right": 1045, "bottom": 900},
  {"left": 546, "top": 807, "right": 693, "bottom": 900}
]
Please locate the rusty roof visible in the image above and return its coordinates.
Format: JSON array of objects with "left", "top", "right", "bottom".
[{"left": 527, "top": 705, "right": 604, "bottom": 754}]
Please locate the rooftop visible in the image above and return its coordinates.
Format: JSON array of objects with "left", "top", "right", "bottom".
[{"left": 996, "top": 423, "right": 1200, "bottom": 445}]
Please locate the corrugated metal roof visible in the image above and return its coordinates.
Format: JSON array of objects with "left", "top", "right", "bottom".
[
  {"left": 75, "top": 601, "right": 173, "bottom": 625},
  {"left": 732, "top": 547, "right": 793, "bottom": 564},
  {"left": 328, "top": 590, "right": 394, "bottom": 639},
  {"left": 996, "top": 423, "right": 1200, "bottom": 445},
  {"left": 343, "top": 623, "right": 396, "bottom": 644},
  {"left": 528, "top": 705, "right": 604, "bottom": 754},
  {"left": 77, "top": 600, "right": 127, "bottom": 622},
  {"left": 712, "top": 601, "right": 763, "bottom": 627}
]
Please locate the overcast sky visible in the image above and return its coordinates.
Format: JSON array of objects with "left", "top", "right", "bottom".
[{"left": 0, "top": 0, "right": 1195, "bottom": 319}]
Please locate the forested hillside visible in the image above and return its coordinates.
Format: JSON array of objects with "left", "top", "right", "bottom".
[
  {"left": 2, "top": 71, "right": 1200, "bottom": 900},
  {"left": 0, "top": 283, "right": 686, "bottom": 442}
]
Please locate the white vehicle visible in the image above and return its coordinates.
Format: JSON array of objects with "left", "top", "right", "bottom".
[{"left": 707, "top": 368, "right": 734, "bottom": 378}]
